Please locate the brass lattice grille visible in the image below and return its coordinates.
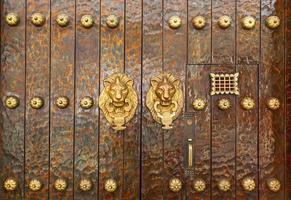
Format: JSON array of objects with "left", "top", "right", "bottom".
[{"left": 210, "top": 73, "right": 239, "bottom": 95}]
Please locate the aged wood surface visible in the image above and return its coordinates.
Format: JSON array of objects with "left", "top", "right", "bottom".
[
  {"left": 236, "top": 65, "right": 258, "bottom": 199},
  {"left": 186, "top": 65, "right": 211, "bottom": 199},
  {"left": 212, "top": 0, "right": 235, "bottom": 64},
  {"left": 211, "top": 66, "right": 236, "bottom": 200},
  {"left": 74, "top": 0, "right": 99, "bottom": 199},
  {"left": 50, "top": 0, "right": 75, "bottom": 198},
  {"left": 0, "top": 0, "right": 26, "bottom": 199},
  {"left": 188, "top": 0, "right": 211, "bottom": 64},
  {"left": 25, "top": 0, "right": 50, "bottom": 199},
  {"left": 163, "top": 0, "right": 187, "bottom": 199},
  {"left": 99, "top": 0, "right": 124, "bottom": 199},
  {"left": 124, "top": 0, "right": 142, "bottom": 199},
  {"left": 259, "top": 0, "right": 285, "bottom": 199},
  {"left": 236, "top": 0, "right": 260, "bottom": 64},
  {"left": 142, "top": 0, "right": 164, "bottom": 199}
]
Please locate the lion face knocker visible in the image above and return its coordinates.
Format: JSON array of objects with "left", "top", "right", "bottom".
[
  {"left": 99, "top": 73, "right": 138, "bottom": 131},
  {"left": 146, "top": 73, "right": 184, "bottom": 129}
]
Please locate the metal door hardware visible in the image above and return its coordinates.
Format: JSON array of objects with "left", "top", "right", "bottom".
[
  {"left": 146, "top": 73, "right": 183, "bottom": 129},
  {"left": 99, "top": 73, "right": 138, "bottom": 131}
]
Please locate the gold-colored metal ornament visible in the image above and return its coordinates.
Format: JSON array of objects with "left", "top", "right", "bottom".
[
  {"left": 267, "top": 178, "right": 281, "bottom": 192},
  {"left": 218, "top": 179, "right": 231, "bottom": 192},
  {"left": 193, "top": 179, "right": 206, "bottom": 192},
  {"left": 106, "top": 15, "right": 119, "bottom": 28},
  {"left": 210, "top": 73, "right": 239, "bottom": 95},
  {"left": 192, "top": 16, "right": 206, "bottom": 29},
  {"left": 56, "top": 96, "right": 69, "bottom": 109},
  {"left": 146, "top": 73, "right": 184, "bottom": 129},
  {"left": 5, "top": 96, "right": 20, "bottom": 109},
  {"left": 104, "top": 179, "right": 117, "bottom": 193},
  {"left": 99, "top": 73, "right": 138, "bottom": 131},
  {"left": 241, "top": 97, "right": 255, "bottom": 110},
  {"left": 241, "top": 177, "right": 256, "bottom": 192},
  {"left": 56, "top": 14, "right": 69, "bottom": 27},
  {"left": 31, "top": 13, "right": 46, "bottom": 26},
  {"left": 79, "top": 179, "right": 92, "bottom": 192},
  {"left": 54, "top": 179, "right": 67, "bottom": 191},
  {"left": 192, "top": 98, "right": 206, "bottom": 111},
  {"left": 218, "top": 15, "right": 232, "bottom": 29},
  {"left": 30, "top": 97, "right": 44, "bottom": 109},
  {"left": 5, "top": 13, "right": 20, "bottom": 26},
  {"left": 29, "top": 179, "right": 42, "bottom": 192},
  {"left": 3, "top": 178, "right": 17, "bottom": 191},
  {"left": 241, "top": 16, "right": 256, "bottom": 30},
  {"left": 80, "top": 97, "right": 94, "bottom": 109},
  {"left": 81, "top": 15, "right": 94, "bottom": 28},
  {"left": 168, "top": 16, "right": 182, "bottom": 29},
  {"left": 218, "top": 98, "right": 231, "bottom": 110},
  {"left": 267, "top": 97, "right": 280, "bottom": 110},
  {"left": 169, "top": 178, "right": 182, "bottom": 192},
  {"left": 265, "top": 16, "right": 280, "bottom": 29}
]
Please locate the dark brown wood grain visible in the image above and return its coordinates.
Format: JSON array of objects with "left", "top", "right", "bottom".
[
  {"left": 186, "top": 65, "right": 211, "bottom": 199},
  {"left": 0, "top": 0, "right": 26, "bottom": 199},
  {"left": 188, "top": 0, "right": 211, "bottom": 64},
  {"left": 123, "top": 0, "right": 142, "bottom": 199},
  {"left": 163, "top": 0, "right": 187, "bottom": 199},
  {"left": 236, "top": 65, "right": 258, "bottom": 199},
  {"left": 74, "top": 0, "right": 99, "bottom": 199},
  {"left": 25, "top": 0, "right": 50, "bottom": 199},
  {"left": 142, "top": 0, "right": 164, "bottom": 199},
  {"left": 287, "top": 0, "right": 291, "bottom": 198},
  {"left": 99, "top": 0, "right": 124, "bottom": 199},
  {"left": 236, "top": 0, "right": 260, "bottom": 64},
  {"left": 211, "top": 66, "right": 236, "bottom": 200},
  {"left": 50, "top": 1, "right": 75, "bottom": 198},
  {"left": 259, "top": 0, "right": 285, "bottom": 199},
  {"left": 212, "top": 0, "right": 235, "bottom": 64}
]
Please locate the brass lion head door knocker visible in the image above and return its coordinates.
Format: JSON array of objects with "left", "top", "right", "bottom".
[
  {"left": 146, "top": 73, "right": 184, "bottom": 129},
  {"left": 99, "top": 73, "right": 138, "bottom": 131}
]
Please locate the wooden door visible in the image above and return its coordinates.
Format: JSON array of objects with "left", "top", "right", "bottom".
[{"left": 0, "top": 0, "right": 290, "bottom": 199}]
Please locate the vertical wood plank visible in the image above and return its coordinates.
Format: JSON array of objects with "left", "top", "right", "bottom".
[
  {"left": 163, "top": 0, "right": 187, "bottom": 199},
  {"left": 212, "top": 0, "right": 235, "bottom": 64},
  {"left": 211, "top": 66, "right": 236, "bottom": 199},
  {"left": 142, "top": 0, "right": 163, "bottom": 199},
  {"left": 236, "top": 65, "right": 258, "bottom": 199},
  {"left": 99, "top": 0, "right": 124, "bottom": 199},
  {"left": 25, "top": 0, "right": 50, "bottom": 199},
  {"left": 123, "top": 0, "right": 142, "bottom": 199},
  {"left": 74, "top": 0, "right": 99, "bottom": 199},
  {"left": 50, "top": 0, "right": 75, "bottom": 198},
  {"left": 186, "top": 65, "right": 211, "bottom": 199},
  {"left": 0, "top": 0, "right": 25, "bottom": 198},
  {"left": 236, "top": 0, "right": 260, "bottom": 64},
  {"left": 188, "top": 0, "right": 211, "bottom": 64},
  {"left": 259, "top": 0, "right": 285, "bottom": 199}
]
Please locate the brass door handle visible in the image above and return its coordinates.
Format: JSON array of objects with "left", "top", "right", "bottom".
[{"left": 188, "top": 139, "right": 193, "bottom": 168}]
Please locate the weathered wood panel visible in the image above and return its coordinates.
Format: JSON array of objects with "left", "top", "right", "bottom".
[
  {"left": 236, "top": 65, "right": 258, "bottom": 199},
  {"left": 0, "top": 0, "right": 26, "bottom": 198},
  {"left": 186, "top": 65, "right": 211, "bottom": 199},
  {"left": 123, "top": 0, "right": 142, "bottom": 199},
  {"left": 25, "top": 0, "right": 50, "bottom": 199},
  {"left": 142, "top": 0, "right": 163, "bottom": 199},
  {"left": 259, "top": 0, "right": 285, "bottom": 199},
  {"left": 50, "top": 1, "right": 75, "bottom": 198},
  {"left": 188, "top": 0, "right": 211, "bottom": 64},
  {"left": 212, "top": 0, "right": 235, "bottom": 64},
  {"left": 236, "top": 0, "right": 260, "bottom": 64},
  {"left": 211, "top": 66, "right": 236, "bottom": 200},
  {"left": 74, "top": 0, "right": 99, "bottom": 199},
  {"left": 99, "top": 0, "right": 124, "bottom": 199}
]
